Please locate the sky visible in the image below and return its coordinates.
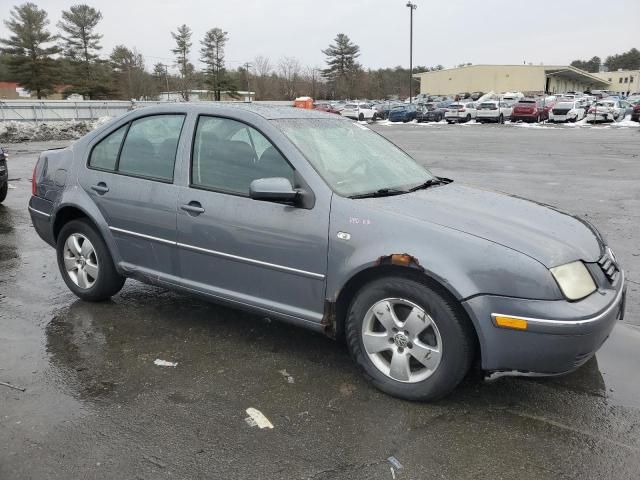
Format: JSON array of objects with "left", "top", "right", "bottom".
[{"left": 1, "top": 0, "right": 639, "bottom": 74}]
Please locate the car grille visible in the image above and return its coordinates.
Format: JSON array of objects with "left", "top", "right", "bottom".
[
  {"left": 553, "top": 108, "right": 571, "bottom": 115},
  {"left": 598, "top": 249, "right": 619, "bottom": 283}
]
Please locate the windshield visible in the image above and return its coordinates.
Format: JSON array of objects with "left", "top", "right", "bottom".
[{"left": 274, "top": 119, "right": 433, "bottom": 197}]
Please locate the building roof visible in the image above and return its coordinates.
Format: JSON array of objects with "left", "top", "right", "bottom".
[{"left": 413, "top": 64, "right": 609, "bottom": 88}]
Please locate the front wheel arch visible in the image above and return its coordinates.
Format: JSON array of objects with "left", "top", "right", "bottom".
[{"left": 332, "top": 265, "right": 479, "bottom": 353}]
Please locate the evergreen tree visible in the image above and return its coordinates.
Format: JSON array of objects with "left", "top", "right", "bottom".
[
  {"left": 171, "top": 24, "right": 193, "bottom": 101},
  {"left": 200, "top": 28, "right": 235, "bottom": 101},
  {"left": 605, "top": 48, "right": 640, "bottom": 71},
  {"left": 0, "top": 3, "right": 60, "bottom": 99},
  {"left": 322, "top": 33, "right": 361, "bottom": 98},
  {"left": 570, "top": 56, "right": 601, "bottom": 73},
  {"left": 110, "top": 45, "right": 150, "bottom": 100},
  {"left": 57, "top": 4, "right": 103, "bottom": 98}
]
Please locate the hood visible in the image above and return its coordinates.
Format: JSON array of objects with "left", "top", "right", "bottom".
[{"left": 361, "top": 184, "right": 603, "bottom": 267}]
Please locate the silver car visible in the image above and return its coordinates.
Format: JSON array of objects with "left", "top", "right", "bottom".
[{"left": 29, "top": 104, "right": 626, "bottom": 401}]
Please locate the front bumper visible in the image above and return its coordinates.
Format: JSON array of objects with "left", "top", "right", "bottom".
[{"left": 463, "top": 271, "right": 626, "bottom": 375}]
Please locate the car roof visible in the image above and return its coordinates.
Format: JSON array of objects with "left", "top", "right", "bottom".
[{"left": 130, "top": 102, "right": 335, "bottom": 120}]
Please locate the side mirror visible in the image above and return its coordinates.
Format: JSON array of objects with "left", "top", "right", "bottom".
[{"left": 249, "top": 177, "right": 298, "bottom": 203}]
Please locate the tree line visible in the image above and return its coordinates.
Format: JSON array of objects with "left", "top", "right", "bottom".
[
  {"left": 0, "top": 2, "right": 448, "bottom": 101},
  {"left": 570, "top": 48, "right": 640, "bottom": 73}
]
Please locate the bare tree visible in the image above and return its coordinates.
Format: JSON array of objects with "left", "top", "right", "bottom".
[
  {"left": 278, "top": 56, "right": 301, "bottom": 100},
  {"left": 253, "top": 55, "right": 272, "bottom": 100}
]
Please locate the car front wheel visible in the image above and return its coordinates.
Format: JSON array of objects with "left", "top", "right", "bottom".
[
  {"left": 345, "top": 276, "right": 475, "bottom": 401},
  {"left": 57, "top": 219, "right": 125, "bottom": 301}
]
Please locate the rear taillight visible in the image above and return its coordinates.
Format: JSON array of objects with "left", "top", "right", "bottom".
[
  {"left": 459, "top": 109, "right": 466, "bottom": 112},
  {"left": 588, "top": 108, "right": 595, "bottom": 113},
  {"left": 443, "top": 109, "right": 448, "bottom": 112},
  {"left": 31, "top": 165, "right": 37, "bottom": 196}
]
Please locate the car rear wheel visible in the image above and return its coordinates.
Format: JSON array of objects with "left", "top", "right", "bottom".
[
  {"left": 0, "top": 181, "right": 7, "bottom": 203},
  {"left": 57, "top": 219, "right": 125, "bottom": 301},
  {"left": 466, "top": 114, "right": 471, "bottom": 122},
  {"left": 345, "top": 276, "right": 475, "bottom": 401},
  {"left": 498, "top": 114, "right": 504, "bottom": 124},
  {"left": 358, "top": 113, "right": 364, "bottom": 121}
]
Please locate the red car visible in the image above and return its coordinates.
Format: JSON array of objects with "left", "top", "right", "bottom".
[
  {"left": 314, "top": 103, "right": 341, "bottom": 114},
  {"left": 511, "top": 98, "right": 556, "bottom": 122}
]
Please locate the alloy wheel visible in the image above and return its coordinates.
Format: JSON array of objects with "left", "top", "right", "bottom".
[
  {"left": 63, "top": 233, "right": 99, "bottom": 289},
  {"left": 362, "top": 298, "right": 442, "bottom": 383}
]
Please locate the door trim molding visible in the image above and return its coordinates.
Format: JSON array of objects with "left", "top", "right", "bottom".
[
  {"left": 177, "top": 242, "right": 326, "bottom": 280},
  {"left": 109, "top": 226, "right": 176, "bottom": 246},
  {"left": 108, "top": 226, "right": 325, "bottom": 280}
]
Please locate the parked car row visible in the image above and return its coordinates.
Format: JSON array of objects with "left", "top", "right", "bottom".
[{"left": 313, "top": 94, "right": 640, "bottom": 125}]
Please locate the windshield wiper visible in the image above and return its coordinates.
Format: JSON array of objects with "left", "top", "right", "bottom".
[
  {"left": 408, "top": 177, "right": 447, "bottom": 192},
  {"left": 348, "top": 188, "right": 410, "bottom": 199}
]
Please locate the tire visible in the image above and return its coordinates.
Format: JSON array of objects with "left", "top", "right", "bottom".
[
  {"left": 358, "top": 113, "right": 364, "bottom": 121},
  {"left": 0, "top": 181, "right": 7, "bottom": 203},
  {"left": 466, "top": 114, "right": 471, "bottom": 123},
  {"left": 498, "top": 114, "right": 504, "bottom": 124},
  {"left": 372, "top": 113, "right": 378, "bottom": 121},
  {"left": 56, "top": 219, "right": 125, "bottom": 301},
  {"left": 535, "top": 114, "right": 541, "bottom": 123},
  {"left": 345, "top": 276, "right": 475, "bottom": 401}
]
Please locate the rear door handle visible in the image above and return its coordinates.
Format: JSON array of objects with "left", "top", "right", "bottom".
[
  {"left": 91, "top": 182, "right": 109, "bottom": 194},
  {"left": 181, "top": 202, "right": 205, "bottom": 215}
]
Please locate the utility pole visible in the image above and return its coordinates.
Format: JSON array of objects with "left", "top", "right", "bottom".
[
  {"left": 244, "top": 62, "right": 252, "bottom": 102},
  {"left": 406, "top": 2, "right": 418, "bottom": 103}
]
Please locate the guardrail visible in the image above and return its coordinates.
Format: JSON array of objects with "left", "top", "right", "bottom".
[{"left": 0, "top": 100, "right": 295, "bottom": 122}]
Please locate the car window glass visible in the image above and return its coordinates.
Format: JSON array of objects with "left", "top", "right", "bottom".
[
  {"left": 89, "top": 125, "right": 127, "bottom": 171},
  {"left": 192, "top": 116, "right": 294, "bottom": 195},
  {"left": 118, "top": 115, "right": 185, "bottom": 181}
]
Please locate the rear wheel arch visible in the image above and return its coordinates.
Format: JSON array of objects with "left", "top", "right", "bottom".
[
  {"left": 53, "top": 206, "right": 96, "bottom": 242},
  {"left": 331, "top": 265, "right": 480, "bottom": 357},
  {"left": 51, "top": 206, "right": 121, "bottom": 271}
]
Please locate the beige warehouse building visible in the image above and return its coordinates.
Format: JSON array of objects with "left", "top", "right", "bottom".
[
  {"left": 593, "top": 69, "right": 640, "bottom": 96},
  {"left": 414, "top": 64, "right": 609, "bottom": 96}
]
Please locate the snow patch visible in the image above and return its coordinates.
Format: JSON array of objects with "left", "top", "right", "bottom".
[{"left": 0, "top": 117, "right": 109, "bottom": 143}]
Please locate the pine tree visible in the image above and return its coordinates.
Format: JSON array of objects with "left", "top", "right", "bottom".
[
  {"left": 0, "top": 3, "right": 60, "bottom": 99},
  {"left": 57, "top": 4, "right": 104, "bottom": 98},
  {"left": 171, "top": 24, "right": 193, "bottom": 101},
  {"left": 322, "top": 33, "right": 361, "bottom": 98},
  {"left": 200, "top": 28, "right": 236, "bottom": 101}
]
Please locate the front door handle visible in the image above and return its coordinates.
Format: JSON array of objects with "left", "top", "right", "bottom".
[
  {"left": 91, "top": 182, "right": 109, "bottom": 194},
  {"left": 181, "top": 202, "right": 205, "bottom": 215}
]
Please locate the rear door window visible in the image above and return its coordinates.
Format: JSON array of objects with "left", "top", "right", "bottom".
[
  {"left": 118, "top": 115, "right": 185, "bottom": 181},
  {"left": 89, "top": 125, "right": 127, "bottom": 171}
]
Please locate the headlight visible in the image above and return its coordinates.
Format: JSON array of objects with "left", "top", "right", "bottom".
[{"left": 550, "top": 261, "right": 596, "bottom": 301}]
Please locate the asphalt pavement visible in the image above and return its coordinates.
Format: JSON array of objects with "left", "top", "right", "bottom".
[{"left": 1, "top": 124, "right": 639, "bottom": 479}]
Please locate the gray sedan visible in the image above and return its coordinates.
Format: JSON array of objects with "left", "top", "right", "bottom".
[{"left": 28, "top": 104, "right": 626, "bottom": 401}]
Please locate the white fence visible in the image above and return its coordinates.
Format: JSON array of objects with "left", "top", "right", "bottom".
[{"left": 0, "top": 100, "right": 295, "bottom": 122}]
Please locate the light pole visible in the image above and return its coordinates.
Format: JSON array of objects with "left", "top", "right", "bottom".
[{"left": 406, "top": 2, "right": 417, "bottom": 103}]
